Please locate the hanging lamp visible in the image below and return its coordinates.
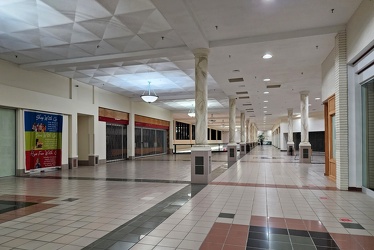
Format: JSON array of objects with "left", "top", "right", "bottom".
[{"left": 141, "top": 81, "right": 158, "bottom": 103}]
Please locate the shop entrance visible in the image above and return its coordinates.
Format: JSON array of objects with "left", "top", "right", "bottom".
[
  {"left": 106, "top": 124, "right": 127, "bottom": 161},
  {"left": 363, "top": 79, "right": 374, "bottom": 190}
]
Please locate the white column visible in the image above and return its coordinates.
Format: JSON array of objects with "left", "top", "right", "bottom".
[
  {"left": 299, "top": 91, "right": 312, "bottom": 163},
  {"left": 287, "top": 108, "right": 294, "bottom": 143},
  {"left": 240, "top": 112, "right": 245, "bottom": 142},
  {"left": 229, "top": 97, "right": 236, "bottom": 144},
  {"left": 194, "top": 48, "right": 209, "bottom": 145},
  {"left": 191, "top": 48, "right": 212, "bottom": 184},
  {"left": 246, "top": 119, "right": 250, "bottom": 143},
  {"left": 287, "top": 108, "right": 295, "bottom": 155},
  {"left": 300, "top": 91, "right": 310, "bottom": 145}
]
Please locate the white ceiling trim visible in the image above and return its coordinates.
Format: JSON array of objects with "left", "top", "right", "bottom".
[{"left": 20, "top": 46, "right": 191, "bottom": 70}]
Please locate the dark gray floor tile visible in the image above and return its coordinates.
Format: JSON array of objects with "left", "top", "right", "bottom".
[
  {"left": 141, "top": 221, "right": 160, "bottom": 229},
  {"left": 340, "top": 223, "right": 365, "bottom": 229},
  {"left": 288, "top": 229, "right": 310, "bottom": 237},
  {"left": 116, "top": 233, "right": 142, "bottom": 243},
  {"left": 248, "top": 231, "right": 269, "bottom": 241},
  {"left": 269, "top": 228, "right": 288, "bottom": 235},
  {"left": 130, "top": 227, "right": 154, "bottom": 235},
  {"left": 309, "top": 231, "right": 332, "bottom": 239},
  {"left": 290, "top": 236, "right": 314, "bottom": 245},
  {"left": 249, "top": 226, "right": 268, "bottom": 233},
  {"left": 312, "top": 238, "right": 338, "bottom": 247},
  {"left": 269, "top": 234, "right": 290, "bottom": 243},
  {"left": 292, "top": 244, "right": 317, "bottom": 250},
  {"left": 247, "top": 239, "right": 270, "bottom": 248},
  {"left": 218, "top": 212, "right": 235, "bottom": 218}
]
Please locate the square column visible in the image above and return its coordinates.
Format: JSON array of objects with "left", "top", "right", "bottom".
[
  {"left": 240, "top": 112, "right": 247, "bottom": 156},
  {"left": 299, "top": 145, "right": 312, "bottom": 163},
  {"left": 191, "top": 146, "right": 212, "bottom": 184},
  {"left": 227, "top": 144, "right": 237, "bottom": 165},
  {"left": 228, "top": 97, "right": 237, "bottom": 164}
]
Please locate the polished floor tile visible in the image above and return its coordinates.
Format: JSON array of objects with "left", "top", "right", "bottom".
[{"left": 0, "top": 146, "right": 374, "bottom": 249}]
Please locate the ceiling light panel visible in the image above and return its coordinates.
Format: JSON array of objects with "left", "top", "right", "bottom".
[{"left": 228, "top": 78, "right": 244, "bottom": 83}]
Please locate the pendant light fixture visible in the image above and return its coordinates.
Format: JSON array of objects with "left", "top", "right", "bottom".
[
  {"left": 188, "top": 105, "right": 195, "bottom": 117},
  {"left": 141, "top": 81, "right": 158, "bottom": 103}
]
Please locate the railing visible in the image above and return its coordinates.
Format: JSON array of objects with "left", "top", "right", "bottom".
[{"left": 173, "top": 143, "right": 228, "bottom": 154}]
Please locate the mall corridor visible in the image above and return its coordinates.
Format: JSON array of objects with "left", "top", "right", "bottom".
[{"left": 0, "top": 146, "right": 373, "bottom": 249}]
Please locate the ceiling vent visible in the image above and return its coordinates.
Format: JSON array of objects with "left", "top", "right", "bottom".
[
  {"left": 249, "top": 115, "right": 256, "bottom": 117},
  {"left": 238, "top": 96, "right": 250, "bottom": 99},
  {"left": 265, "top": 113, "right": 272, "bottom": 116},
  {"left": 236, "top": 91, "right": 248, "bottom": 95},
  {"left": 228, "top": 78, "right": 244, "bottom": 83},
  {"left": 266, "top": 85, "right": 281, "bottom": 89},
  {"left": 243, "top": 103, "right": 252, "bottom": 106},
  {"left": 246, "top": 110, "right": 254, "bottom": 112}
]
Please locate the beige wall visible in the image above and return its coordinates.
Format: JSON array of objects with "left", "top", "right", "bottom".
[
  {"left": 347, "top": 0, "right": 374, "bottom": 63},
  {"left": 321, "top": 48, "right": 336, "bottom": 102},
  {"left": 0, "top": 59, "right": 173, "bottom": 171}
]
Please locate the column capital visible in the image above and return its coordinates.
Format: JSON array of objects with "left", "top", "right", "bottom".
[
  {"left": 193, "top": 48, "right": 210, "bottom": 58},
  {"left": 300, "top": 90, "right": 310, "bottom": 95},
  {"left": 287, "top": 108, "right": 293, "bottom": 112}
]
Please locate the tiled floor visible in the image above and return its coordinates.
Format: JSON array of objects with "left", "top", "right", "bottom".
[{"left": 1, "top": 146, "right": 374, "bottom": 249}]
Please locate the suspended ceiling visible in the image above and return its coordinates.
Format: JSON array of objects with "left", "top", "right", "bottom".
[{"left": 0, "top": 0, "right": 363, "bottom": 131}]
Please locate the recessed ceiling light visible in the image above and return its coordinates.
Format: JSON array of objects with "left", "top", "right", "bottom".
[
  {"left": 264, "top": 100, "right": 268, "bottom": 103},
  {"left": 263, "top": 79, "right": 271, "bottom": 82},
  {"left": 263, "top": 106, "right": 267, "bottom": 108},
  {"left": 264, "top": 111, "right": 268, "bottom": 113},
  {"left": 263, "top": 53, "right": 272, "bottom": 59},
  {"left": 264, "top": 91, "right": 269, "bottom": 94},
  {"left": 315, "top": 97, "right": 321, "bottom": 100}
]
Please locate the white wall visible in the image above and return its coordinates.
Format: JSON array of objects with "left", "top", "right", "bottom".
[
  {"left": 321, "top": 48, "right": 336, "bottom": 102},
  {"left": 346, "top": 0, "right": 374, "bottom": 188},
  {"left": 347, "top": 0, "right": 374, "bottom": 63},
  {"left": 278, "top": 113, "right": 324, "bottom": 151}
]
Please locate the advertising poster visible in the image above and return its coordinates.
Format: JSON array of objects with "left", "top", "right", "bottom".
[{"left": 24, "top": 111, "right": 63, "bottom": 171}]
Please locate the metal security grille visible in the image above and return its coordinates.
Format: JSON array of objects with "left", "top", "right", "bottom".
[
  {"left": 106, "top": 124, "right": 127, "bottom": 162},
  {"left": 135, "top": 127, "right": 167, "bottom": 157}
]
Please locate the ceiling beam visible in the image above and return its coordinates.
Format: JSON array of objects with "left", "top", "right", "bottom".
[
  {"left": 210, "top": 25, "right": 346, "bottom": 48},
  {"left": 20, "top": 46, "right": 191, "bottom": 70}
]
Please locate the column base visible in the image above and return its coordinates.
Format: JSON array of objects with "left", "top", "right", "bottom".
[
  {"left": 68, "top": 157, "right": 78, "bottom": 169},
  {"left": 287, "top": 142, "right": 295, "bottom": 156},
  {"left": 191, "top": 145, "right": 212, "bottom": 184},
  {"left": 88, "top": 155, "right": 99, "bottom": 166},
  {"left": 240, "top": 143, "right": 247, "bottom": 156},
  {"left": 299, "top": 143, "right": 312, "bottom": 163},
  {"left": 227, "top": 143, "right": 238, "bottom": 166}
]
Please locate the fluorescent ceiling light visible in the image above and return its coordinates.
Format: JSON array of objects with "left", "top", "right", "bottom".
[
  {"left": 263, "top": 106, "right": 267, "bottom": 108},
  {"left": 315, "top": 97, "right": 321, "bottom": 100},
  {"left": 264, "top": 91, "right": 269, "bottom": 94},
  {"left": 263, "top": 54, "right": 272, "bottom": 59},
  {"left": 263, "top": 79, "right": 271, "bottom": 82},
  {"left": 264, "top": 100, "right": 268, "bottom": 103}
]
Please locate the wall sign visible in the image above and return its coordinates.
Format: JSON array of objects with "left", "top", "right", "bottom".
[{"left": 24, "top": 111, "right": 63, "bottom": 171}]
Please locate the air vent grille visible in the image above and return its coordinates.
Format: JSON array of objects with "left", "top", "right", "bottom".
[
  {"left": 236, "top": 91, "right": 248, "bottom": 95},
  {"left": 228, "top": 78, "right": 244, "bottom": 83},
  {"left": 238, "top": 96, "right": 250, "bottom": 99},
  {"left": 243, "top": 103, "right": 252, "bottom": 106},
  {"left": 265, "top": 113, "right": 272, "bottom": 116},
  {"left": 266, "top": 85, "right": 281, "bottom": 89}
]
